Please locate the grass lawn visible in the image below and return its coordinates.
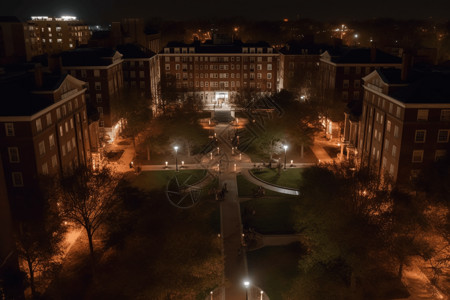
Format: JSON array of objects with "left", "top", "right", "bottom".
[
  {"left": 236, "top": 174, "right": 285, "bottom": 197},
  {"left": 250, "top": 168, "right": 303, "bottom": 189},
  {"left": 247, "top": 243, "right": 305, "bottom": 300},
  {"left": 241, "top": 197, "right": 299, "bottom": 234},
  {"left": 131, "top": 169, "right": 207, "bottom": 191}
]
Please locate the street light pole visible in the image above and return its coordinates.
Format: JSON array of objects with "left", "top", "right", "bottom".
[
  {"left": 174, "top": 146, "right": 179, "bottom": 172},
  {"left": 244, "top": 280, "right": 250, "bottom": 300},
  {"left": 283, "top": 145, "right": 288, "bottom": 170}
]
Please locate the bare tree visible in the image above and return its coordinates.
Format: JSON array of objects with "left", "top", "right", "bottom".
[{"left": 56, "top": 166, "right": 119, "bottom": 261}]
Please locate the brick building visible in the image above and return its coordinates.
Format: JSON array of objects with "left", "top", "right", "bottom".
[
  {"left": 61, "top": 48, "right": 124, "bottom": 139},
  {"left": 0, "top": 65, "right": 91, "bottom": 199},
  {"left": 159, "top": 40, "right": 279, "bottom": 109},
  {"left": 356, "top": 67, "right": 450, "bottom": 183},
  {"left": 26, "top": 16, "right": 91, "bottom": 54},
  {"left": 116, "top": 43, "right": 159, "bottom": 100},
  {"left": 278, "top": 41, "right": 329, "bottom": 96},
  {"left": 319, "top": 47, "right": 402, "bottom": 138}
]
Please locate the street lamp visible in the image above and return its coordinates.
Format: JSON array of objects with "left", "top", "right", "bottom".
[
  {"left": 283, "top": 145, "right": 288, "bottom": 170},
  {"left": 174, "top": 146, "right": 179, "bottom": 172},
  {"left": 243, "top": 280, "right": 250, "bottom": 300}
]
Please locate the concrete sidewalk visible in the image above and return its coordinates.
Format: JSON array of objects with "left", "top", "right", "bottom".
[{"left": 240, "top": 168, "right": 300, "bottom": 196}]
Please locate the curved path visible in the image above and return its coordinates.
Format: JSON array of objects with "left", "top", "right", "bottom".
[{"left": 240, "top": 168, "right": 300, "bottom": 196}]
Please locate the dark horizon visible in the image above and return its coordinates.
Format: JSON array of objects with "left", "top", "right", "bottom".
[{"left": 2, "top": 0, "right": 450, "bottom": 24}]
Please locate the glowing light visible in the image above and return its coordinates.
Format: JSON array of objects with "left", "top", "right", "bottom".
[
  {"left": 61, "top": 16, "right": 77, "bottom": 21},
  {"left": 243, "top": 280, "right": 250, "bottom": 287},
  {"left": 354, "top": 34, "right": 359, "bottom": 38},
  {"left": 283, "top": 18, "right": 289, "bottom": 22}
]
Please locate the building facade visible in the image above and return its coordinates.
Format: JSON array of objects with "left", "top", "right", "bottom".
[
  {"left": 26, "top": 16, "right": 91, "bottom": 54},
  {"left": 61, "top": 48, "right": 124, "bottom": 139},
  {"left": 279, "top": 42, "right": 329, "bottom": 96},
  {"left": 0, "top": 67, "right": 91, "bottom": 198},
  {"left": 159, "top": 41, "right": 279, "bottom": 108},
  {"left": 117, "top": 43, "right": 158, "bottom": 100},
  {"left": 357, "top": 68, "right": 450, "bottom": 183}
]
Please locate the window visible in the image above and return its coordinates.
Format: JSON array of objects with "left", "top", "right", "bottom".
[
  {"left": 62, "top": 105, "right": 67, "bottom": 116},
  {"left": 384, "top": 139, "right": 389, "bottom": 150},
  {"left": 438, "top": 130, "right": 449, "bottom": 143},
  {"left": 52, "top": 155, "right": 58, "bottom": 168},
  {"left": 440, "top": 110, "right": 450, "bottom": 121},
  {"left": 12, "top": 172, "right": 23, "bottom": 187},
  {"left": 42, "top": 163, "right": 48, "bottom": 175},
  {"left": 386, "top": 120, "right": 391, "bottom": 132},
  {"left": 343, "top": 80, "right": 349, "bottom": 89},
  {"left": 96, "top": 94, "right": 102, "bottom": 103},
  {"left": 392, "top": 145, "right": 397, "bottom": 157},
  {"left": 59, "top": 125, "right": 63, "bottom": 137},
  {"left": 5, "top": 123, "right": 14, "bottom": 136},
  {"left": 46, "top": 113, "right": 52, "bottom": 126},
  {"left": 417, "top": 109, "right": 429, "bottom": 121},
  {"left": 8, "top": 147, "right": 20, "bottom": 163},
  {"left": 61, "top": 145, "right": 66, "bottom": 156},
  {"left": 67, "top": 141, "right": 71, "bottom": 152},
  {"left": 389, "top": 103, "right": 393, "bottom": 114},
  {"left": 165, "top": 64, "right": 170, "bottom": 71},
  {"left": 396, "top": 107, "right": 401, "bottom": 118},
  {"left": 97, "top": 107, "right": 103, "bottom": 115},
  {"left": 267, "top": 73, "right": 272, "bottom": 79},
  {"left": 81, "top": 70, "right": 87, "bottom": 78},
  {"left": 435, "top": 150, "right": 447, "bottom": 161},
  {"left": 389, "top": 164, "right": 395, "bottom": 176},
  {"left": 36, "top": 119, "right": 42, "bottom": 132},
  {"left": 65, "top": 122, "right": 69, "bottom": 132},
  {"left": 394, "top": 125, "right": 399, "bottom": 138},
  {"left": 49, "top": 134, "right": 55, "bottom": 148},
  {"left": 267, "top": 64, "right": 272, "bottom": 71},
  {"left": 412, "top": 150, "right": 424, "bottom": 163},
  {"left": 38, "top": 141, "right": 46, "bottom": 156},
  {"left": 414, "top": 130, "right": 426, "bottom": 143},
  {"left": 94, "top": 70, "right": 100, "bottom": 77},
  {"left": 354, "top": 80, "right": 360, "bottom": 88},
  {"left": 72, "top": 137, "right": 76, "bottom": 149},
  {"left": 267, "top": 82, "right": 272, "bottom": 88},
  {"left": 95, "top": 82, "right": 101, "bottom": 91},
  {"left": 70, "top": 119, "right": 74, "bottom": 129}
]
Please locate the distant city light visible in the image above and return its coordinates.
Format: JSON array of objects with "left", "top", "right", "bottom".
[
  {"left": 354, "top": 34, "right": 359, "bottom": 38},
  {"left": 283, "top": 18, "right": 289, "bottom": 22}
]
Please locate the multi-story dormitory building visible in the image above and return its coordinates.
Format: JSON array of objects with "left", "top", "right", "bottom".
[
  {"left": 354, "top": 66, "right": 450, "bottom": 184},
  {"left": 0, "top": 64, "right": 91, "bottom": 198},
  {"left": 159, "top": 40, "right": 279, "bottom": 108},
  {"left": 60, "top": 48, "right": 124, "bottom": 140}
]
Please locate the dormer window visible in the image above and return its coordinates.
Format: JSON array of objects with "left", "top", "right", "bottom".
[
  {"left": 242, "top": 48, "right": 248, "bottom": 53},
  {"left": 164, "top": 48, "right": 170, "bottom": 54}
]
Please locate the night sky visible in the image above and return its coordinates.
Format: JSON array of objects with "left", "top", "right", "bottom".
[{"left": 2, "top": 0, "right": 450, "bottom": 23}]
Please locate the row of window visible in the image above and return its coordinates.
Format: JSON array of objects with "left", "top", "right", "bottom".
[
  {"left": 414, "top": 129, "right": 450, "bottom": 143},
  {"left": 172, "top": 81, "right": 272, "bottom": 89},
  {"left": 163, "top": 47, "right": 273, "bottom": 54},
  {"left": 165, "top": 56, "right": 274, "bottom": 63},
  {"left": 165, "top": 63, "right": 273, "bottom": 71},
  {"left": 173, "top": 72, "right": 273, "bottom": 80}
]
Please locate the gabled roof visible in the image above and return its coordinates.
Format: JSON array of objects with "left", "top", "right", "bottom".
[{"left": 323, "top": 48, "right": 402, "bottom": 64}]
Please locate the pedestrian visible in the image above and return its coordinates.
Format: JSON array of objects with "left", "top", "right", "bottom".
[{"left": 223, "top": 183, "right": 228, "bottom": 192}]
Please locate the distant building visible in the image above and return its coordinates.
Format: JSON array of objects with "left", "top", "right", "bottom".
[
  {"left": 0, "top": 65, "right": 91, "bottom": 199},
  {"left": 355, "top": 67, "right": 450, "bottom": 184},
  {"left": 159, "top": 40, "right": 279, "bottom": 109},
  {"left": 116, "top": 43, "right": 159, "bottom": 101},
  {"left": 319, "top": 47, "right": 402, "bottom": 138},
  {"left": 278, "top": 41, "right": 330, "bottom": 96},
  {"left": 60, "top": 48, "right": 124, "bottom": 139},
  {"left": 26, "top": 16, "right": 91, "bottom": 54},
  {"left": 0, "top": 16, "right": 28, "bottom": 64}
]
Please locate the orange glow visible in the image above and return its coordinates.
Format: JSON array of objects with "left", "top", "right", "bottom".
[{"left": 283, "top": 18, "right": 289, "bottom": 22}]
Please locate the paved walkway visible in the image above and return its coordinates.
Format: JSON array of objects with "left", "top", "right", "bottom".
[
  {"left": 240, "top": 168, "right": 300, "bottom": 196},
  {"left": 398, "top": 262, "right": 447, "bottom": 300},
  {"left": 215, "top": 125, "right": 249, "bottom": 299},
  {"left": 310, "top": 135, "right": 333, "bottom": 163}
]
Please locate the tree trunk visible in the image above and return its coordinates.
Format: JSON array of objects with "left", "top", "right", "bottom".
[
  {"left": 27, "top": 259, "right": 36, "bottom": 299},
  {"left": 300, "top": 143, "right": 304, "bottom": 158},
  {"left": 146, "top": 146, "right": 150, "bottom": 161},
  {"left": 398, "top": 261, "right": 404, "bottom": 279},
  {"left": 86, "top": 229, "right": 95, "bottom": 261}
]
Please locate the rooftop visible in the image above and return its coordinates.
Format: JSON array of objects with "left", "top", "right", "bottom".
[
  {"left": 162, "top": 40, "right": 274, "bottom": 54},
  {"left": 61, "top": 47, "right": 120, "bottom": 66},
  {"left": 325, "top": 47, "right": 402, "bottom": 64},
  {"left": 116, "top": 43, "right": 156, "bottom": 59}
]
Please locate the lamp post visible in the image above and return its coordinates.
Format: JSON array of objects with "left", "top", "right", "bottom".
[
  {"left": 174, "top": 146, "right": 179, "bottom": 172},
  {"left": 283, "top": 145, "right": 288, "bottom": 170},
  {"left": 243, "top": 280, "right": 250, "bottom": 300}
]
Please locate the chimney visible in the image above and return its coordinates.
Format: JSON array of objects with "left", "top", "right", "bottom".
[
  {"left": 370, "top": 44, "right": 376, "bottom": 62},
  {"left": 34, "top": 64, "right": 43, "bottom": 88},
  {"left": 401, "top": 52, "right": 412, "bottom": 81}
]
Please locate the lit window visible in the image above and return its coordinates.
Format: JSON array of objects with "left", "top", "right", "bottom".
[
  {"left": 59, "top": 125, "right": 63, "bottom": 137},
  {"left": 5, "top": 123, "right": 14, "bottom": 136},
  {"left": 392, "top": 145, "right": 397, "bottom": 157},
  {"left": 267, "top": 64, "right": 272, "bottom": 71},
  {"left": 36, "top": 118, "right": 42, "bottom": 132},
  {"left": 435, "top": 150, "right": 447, "bottom": 161},
  {"left": 394, "top": 125, "right": 399, "bottom": 138},
  {"left": 49, "top": 134, "right": 55, "bottom": 148},
  {"left": 52, "top": 155, "right": 58, "bottom": 168},
  {"left": 94, "top": 70, "right": 100, "bottom": 77},
  {"left": 46, "top": 113, "right": 52, "bottom": 126},
  {"left": 417, "top": 109, "right": 429, "bottom": 121},
  {"left": 38, "top": 141, "right": 46, "bottom": 156},
  {"left": 42, "top": 163, "right": 48, "bottom": 175}
]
